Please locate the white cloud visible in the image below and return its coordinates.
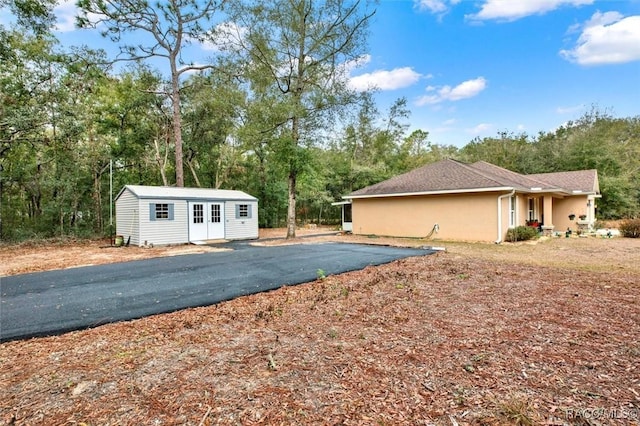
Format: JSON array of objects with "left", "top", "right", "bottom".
[
  {"left": 342, "top": 54, "right": 372, "bottom": 74},
  {"left": 415, "top": 0, "right": 448, "bottom": 14},
  {"left": 468, "top": 123, "right": 493, "bottom": 134},
  {"left": 54, "top": 0, "right": 104, "bottom": 32},
  {"left": 414, "top": 0, "right": 461, "bottom": 17},
  {"left": 584, "top": 10, "right": 625, "bottom": 27},
  {"left": 416, "top": 77, "right": 487, "bottom": 105},
  {"left": 200, "top": 21, "right": 248, "bottom": 52},
  {"left": 348, "top": 66, "right": 423, "bottom": 91},
  {"left": 53, "top": 0, "right": 77, "bottom": 32},
  {"left": 468, "top": 0, "right": 593, "bottom": 22},
  {"left": 560, "top": 12, "right": 640, "bottom": 65}
]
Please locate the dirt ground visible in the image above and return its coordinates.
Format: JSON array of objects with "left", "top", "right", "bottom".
[{"left": 1, "top": 229, "right": 639, "bottom": 425}]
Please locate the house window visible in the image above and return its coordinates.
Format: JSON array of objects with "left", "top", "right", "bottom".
[
  {"left": 155, "top": 203, "right": 169, "bottom": 220},
  {"left": 528, "top": 198, "right": 535, "bottom": 221},
  {"left": 509, "top": 196, "right": 516, "bottom": 228},
  {"left": 193, "top": 204, "right": 204, "bottom": 224}
]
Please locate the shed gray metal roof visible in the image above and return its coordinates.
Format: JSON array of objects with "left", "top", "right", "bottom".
[{"left": 116, "top": 185, "right": 257, "bottom": 202}]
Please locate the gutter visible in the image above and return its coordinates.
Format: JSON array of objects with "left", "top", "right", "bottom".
[{"left": 495, "top": 190, "right": 515, "bottom": 244}]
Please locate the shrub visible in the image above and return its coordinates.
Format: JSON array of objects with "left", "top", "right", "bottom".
[
  {"left": 619, "top": 219, "right": 640, "bottom": 238},
  {"left": 505, "top": 226, "right": 538, "bottom": 242}
]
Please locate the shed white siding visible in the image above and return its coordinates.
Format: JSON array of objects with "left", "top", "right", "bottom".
[
  {"left": 139, "top": 199, "right": 188, "bottom": 246},
  {"left": 115, "top": 188, "right": 140, "bottom": 246},
  {"left": 225, "top": 200, "right": 259, "bottom": 240}
]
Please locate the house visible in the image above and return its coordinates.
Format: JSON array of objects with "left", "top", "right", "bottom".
[
  {"left": 115, "top": 185, "right": 258, "bottom": 246},
  {"left": 338, "top": 159, "right": 600, "bottom": 243}
]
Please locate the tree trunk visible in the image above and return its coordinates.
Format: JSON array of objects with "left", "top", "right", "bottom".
[
  {"left": 170, "top": 59, "right": 184, "bottom": 187},
  {"left": 286, "top": 170, "right": 297, "bottom": 238},
  {"left": 286, "top": 110, "right": 301, "bottom": 238},
  {"left": 187, "top": 157, "right": 202, "bottom": 187},
  {"left": 154, "top": 138, "right": 169, "bottom": 186},
  {"left": 93, "top": 169, "right": 103, "bottom": 232}
]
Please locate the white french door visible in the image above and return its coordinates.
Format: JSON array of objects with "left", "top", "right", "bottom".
[
  {"left": 189, "top": 202, "right": 225, "bottom": 241},
  {"left": 207, "top": 203, "right": 224, "bottom": 239}
]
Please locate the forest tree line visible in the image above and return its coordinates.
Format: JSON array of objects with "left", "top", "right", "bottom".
[{"left": 1, "top": 0, "right": 639, "bottom": 241}]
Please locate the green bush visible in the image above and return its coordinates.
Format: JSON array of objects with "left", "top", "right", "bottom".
[
  {"left": 505, "top": 226, "right": 538, "bottom": 242},
  {"left": 619, "top": 219, "right": 640, "bottom": 238}
]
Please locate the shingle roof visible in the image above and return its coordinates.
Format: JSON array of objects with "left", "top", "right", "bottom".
[
  {"left": 529, "top": 170, "right": 599, "bottom": 194},
  {"left": 348, "top": 159, "right": 511, "bottom": 197},
  {"left": 469, "top": 161, "right": 558, "bottom": 190},
  {"left": 347, "top": 159, "right": 599, "bottom": 198},
  {"left": 117, "top": 185, "right": 257, "bottom": 201}
]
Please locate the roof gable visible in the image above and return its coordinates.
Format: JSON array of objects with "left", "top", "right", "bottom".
[{"left": 347, "top": 159, "right": 599, "bottom": 198}]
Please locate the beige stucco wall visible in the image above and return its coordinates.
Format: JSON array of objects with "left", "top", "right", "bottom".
[
  {"left": 352, "top": 192, "right": 512, "bottom": 242},
  {"left": 550, "top": 196, "right": 591, "bottom": 232}
]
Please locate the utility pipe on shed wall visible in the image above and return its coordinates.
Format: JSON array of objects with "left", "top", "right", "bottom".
[{"left": 495, "top": 190, "right": 515, "bottom": 244}]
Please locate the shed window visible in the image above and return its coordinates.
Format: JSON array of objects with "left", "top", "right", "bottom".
[
  {"left": 150, "top": 203, "right": 174, "bottom": 221},
  {"left": 235, "top": 204, "right": 252, "bottom": 219}
]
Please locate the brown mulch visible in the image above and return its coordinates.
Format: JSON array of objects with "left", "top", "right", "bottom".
[{"left": 1, "top": 232, "right": 639, "bottom": 425}]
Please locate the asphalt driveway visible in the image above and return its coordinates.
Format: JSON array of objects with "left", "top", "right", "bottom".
[{"left": 1, "top": 242, "right": 432, "bottom": 341}]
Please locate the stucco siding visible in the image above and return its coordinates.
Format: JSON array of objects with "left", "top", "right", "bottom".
[
  {"left": 115, "top": 189, "right": 140, "bottom": 246},
  {"left": 552, "top": 196, "right": 591, "bottom": 232},
  {"left": 225, "top": 201, "right": 259, "bottom": 240},
  {"left": 139, "top": 199, "right": 188, "bottom": 246},
  {"left": 352, "top": 192, "right": 505, "bottom": 242}
]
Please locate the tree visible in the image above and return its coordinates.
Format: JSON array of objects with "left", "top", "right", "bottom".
[
  {"left": 0, "top": 0, "right": 56, "bottom": 38},
  {"left": 181, "top": 71, "right": 246, "bottom": 188},
  {"left": 230, "top": 0, "right": 375, "bottom": 238},
  {"left": 77, "top": 0, "right": 226, "bottom": 187},
  {"left": 459, "top": 131, "right": 533, "bottom": 172}
]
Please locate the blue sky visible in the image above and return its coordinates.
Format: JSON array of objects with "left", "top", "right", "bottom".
[
  {"left": 10, "top": 0, "right": 640, "bottom": 147},
  {"left": 352, "top": 0, "right": 640, "bottom": 146}
]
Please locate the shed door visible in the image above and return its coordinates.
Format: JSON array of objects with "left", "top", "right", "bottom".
[
  {"left": 189, "top": 202, "right": 208, "bottom": 241},
  {"left": 189, "top": 202, "right": 225, "bottom": 241},
  {"left": 207, "top": 203, "right": 225, "bottom": 239}
]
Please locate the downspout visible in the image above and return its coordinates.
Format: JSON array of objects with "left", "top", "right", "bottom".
[{"left": 495, "top": 190, "right": 515, "bottom": 244}]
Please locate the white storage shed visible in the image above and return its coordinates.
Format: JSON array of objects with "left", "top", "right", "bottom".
[{"left": 115, "top": 185, "right": 258, "bottom": 246}]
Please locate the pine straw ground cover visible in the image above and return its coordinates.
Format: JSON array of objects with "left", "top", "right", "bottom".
[{"left": 1, "top": 235, "right": 639, "bottom": 425}]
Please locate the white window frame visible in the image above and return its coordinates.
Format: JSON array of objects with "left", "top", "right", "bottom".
[
  {"left": 155, "top": 203, "right": 169, "bottom": 220},
  {"left": 509, "top": 195, "right": 516, "bottom": 228}
]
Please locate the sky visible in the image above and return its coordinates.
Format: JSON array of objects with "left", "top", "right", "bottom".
[{"left": 25, "top": 0, "right": 640, "bottom": 147}]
